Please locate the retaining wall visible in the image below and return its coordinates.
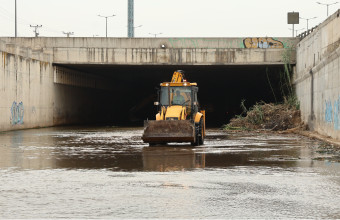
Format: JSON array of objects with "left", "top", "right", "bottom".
[
  {"left": 295, "top": 9, "right": 340, "bottom": 139},
  {"left": 0, "top": 41, "right": 102, "bottom": 131}
]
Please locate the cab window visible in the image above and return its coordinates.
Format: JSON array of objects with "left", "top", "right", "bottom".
[{"left": 170, "top": 87, "right": 191, "bottom": 106}]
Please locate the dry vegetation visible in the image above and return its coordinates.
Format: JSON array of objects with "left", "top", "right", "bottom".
[
  {"left": 224, "top": 99, "right": 304, "bottom": 131},
  {"left": 224, "top": 47, "right": 307, "bottom": 132}
]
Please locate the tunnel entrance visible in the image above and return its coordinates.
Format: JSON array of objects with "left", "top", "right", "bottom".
[{"left": 55, "top": 64, "right": 288, "bottom": 127}]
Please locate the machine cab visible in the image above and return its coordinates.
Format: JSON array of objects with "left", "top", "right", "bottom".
[{"left": 158, "top": 84, "right": 199, "bottom": 119}]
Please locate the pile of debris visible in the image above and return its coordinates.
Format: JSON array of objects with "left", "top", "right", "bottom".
[{"left": 225, "top": 101, "right": 303, "bottom": 131}]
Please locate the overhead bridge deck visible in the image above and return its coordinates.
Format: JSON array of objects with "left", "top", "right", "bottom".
[{"left": 1, "top": 37, "right": 298, "bottom": 65}]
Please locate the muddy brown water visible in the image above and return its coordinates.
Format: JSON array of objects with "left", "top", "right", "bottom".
[{"left": 0, "top": 126, "right": 340, "bottom": 218}]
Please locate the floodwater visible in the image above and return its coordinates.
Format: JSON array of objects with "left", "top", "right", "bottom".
[{"left": 0, "top": 126, "right": 340, "bottom": 219}]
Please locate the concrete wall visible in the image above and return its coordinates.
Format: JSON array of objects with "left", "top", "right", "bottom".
[
  {"left": 1, "top": 37, "right": 298, "bottom": 65},
  {"left": 0, "top": 40, "right": 110, "bottom": 132},
  {"left": 295, "top": 9, "right": 340, "bottom": 139},
  {"left": 0, "top": 40, "right": 54, "bottom": 131},
  {"left": 1, "top": 37, "right": 298, "bottom": 49}
]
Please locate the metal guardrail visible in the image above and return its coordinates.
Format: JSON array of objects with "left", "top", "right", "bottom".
[{"left": 297, "top": 24, "right": 319, "bottom": 39}]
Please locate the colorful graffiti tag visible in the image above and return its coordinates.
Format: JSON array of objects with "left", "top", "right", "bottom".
[
  {"left": 10, "top": 101, "right": 24, "bottom": 125},
  {"left": 325, "top": 97, "right": 340, "bottom": 130},
  {"left": 243, "top": 37, "right": 284, "bottom": 49},
  {"left": 325, "top": 100, "right": 333, "bottom": 123}
]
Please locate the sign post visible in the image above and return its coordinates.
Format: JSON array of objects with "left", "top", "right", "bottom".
[{"left": 288, "top": 12, "right": 299, "bottom": 37}]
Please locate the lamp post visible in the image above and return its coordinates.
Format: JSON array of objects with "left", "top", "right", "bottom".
[
  {"left": 299, "top": 16, "right": 317, "bottom": 30},
  {"left": 15, "top": 0, "right": 17, "bottom": 37},
  {"left": 133, "top": 25, "right": 142, "bottom": 36},
  {"left": 98, "top": 14, "right": 116, "bottom": 38},
  {"left": 316, "top": 1, "right": 338, "bottom": 16},
  {"left": 149, "top": 32, "right": 162, "bottom": 37},
  {"left": 288, "top": 28, "right": 305, "bottom": 36}
]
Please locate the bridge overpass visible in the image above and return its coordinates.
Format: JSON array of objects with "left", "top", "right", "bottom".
[
  {"left": 0, "top": 36, "right": 298, "bottom": 131},
  {"left": 2, "top": 37, "right": 297, "bottom": 65}
]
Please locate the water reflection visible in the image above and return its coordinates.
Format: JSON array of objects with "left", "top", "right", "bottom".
[
  {"left": 0, "top": 129, "right": 56, "bottom": 170},
  {"left": 0, "top": 126, "right": 336, "bottom": 172},
  {"left": 143, "top": 147, "right": 205, "bottom": 171}
]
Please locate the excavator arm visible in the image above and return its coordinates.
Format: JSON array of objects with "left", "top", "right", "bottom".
[{"left": 171, "top": 71, "right": 186, "bottom": 83}]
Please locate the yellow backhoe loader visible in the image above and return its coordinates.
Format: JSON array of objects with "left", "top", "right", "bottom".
[{"left": 142, "top": 70, "right": 206, "bottom": 146}]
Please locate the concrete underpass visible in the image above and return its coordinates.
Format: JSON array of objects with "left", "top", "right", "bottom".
[
  {"left": 0, "top": 37, "right": 298, "bottom": 131},
  {"left": 55, "top": 64, "right": 287, "bottom": 127}
]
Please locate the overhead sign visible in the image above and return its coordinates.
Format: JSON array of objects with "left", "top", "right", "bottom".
[{"left": 288, "top": 12, "right": 299, "bottom": 24}]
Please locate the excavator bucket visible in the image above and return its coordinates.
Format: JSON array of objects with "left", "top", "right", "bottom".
[{"left": 142, "top": 120, "right": 195, "bottom": 144}]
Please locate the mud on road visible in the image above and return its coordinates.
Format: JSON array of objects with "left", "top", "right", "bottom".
[{"left": 0, "top": 127, "right": 340, "bottom": 218}]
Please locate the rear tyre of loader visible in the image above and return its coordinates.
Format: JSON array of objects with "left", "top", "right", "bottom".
[
  {"left": 198, "top": 118, "right": 204, "bottom": 145},
  {"left": 191, "top": 118, "right": 204, "bottom": 146}
]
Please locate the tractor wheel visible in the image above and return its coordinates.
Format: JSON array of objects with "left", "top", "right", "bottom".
[
  {"left": 198, "top": 118, "right": 204, "bottom": 145},
  {"left": 191, "top": 118, "right": 204, "bottom": 146}
]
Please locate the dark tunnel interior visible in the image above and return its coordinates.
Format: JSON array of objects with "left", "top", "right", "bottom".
[{"left": 56, "top": 64, "right": 288, "bottom": 128}]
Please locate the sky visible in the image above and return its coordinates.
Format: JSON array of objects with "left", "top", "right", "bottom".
[{"left": 0, "top": 0, "right": 338, "bottom": 38}]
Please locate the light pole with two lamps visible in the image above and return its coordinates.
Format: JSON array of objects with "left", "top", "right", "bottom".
[
  {"left": 133, "top": 25, "right": 142, "bottom": 36},
  {"left": 299, "top": 16, "right": 317, "bottom": 30},
  {"left": 316, "top": 1, "right": 338, "bottom": 17},
  {"left": 98, "top": 14, "right": 116, "bottom": 38},
  {"left": 15, "top": 0, "right": 17, "bottom": 37}
]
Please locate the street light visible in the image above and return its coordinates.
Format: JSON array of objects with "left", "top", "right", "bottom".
[
  {"left": 98, "top": 14, "right": 116, "bottom": 38},
  {"left": 149, "top": 32, "right": 162, "bottom": 37},
  {"left": 316, "top": 1, "right": 338, "bottom": 17},
  {"left": 15, "top": 0, "right": 17, "bottom": 37},
  {"left": 288, "top": 28, "right": 305, "bottom": 36},
  {"left": 134, "top": 25, "right": 142, "bottom": 36},
  {"left": 299, "top": 16, "right": 317, "bottom": 30}
]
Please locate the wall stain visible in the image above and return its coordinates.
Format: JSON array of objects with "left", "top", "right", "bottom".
[
  {"left": 3, "top": 52, "right": 7, "bottom": 68},
  {"left": 167, "top": 37, "right": 290, "bottom": 49},
  {"left": 168, "top": 38, "right": 244, "bottom": 49}
]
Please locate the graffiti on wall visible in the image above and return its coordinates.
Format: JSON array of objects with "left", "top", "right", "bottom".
[
  {"left": 334, "top": 98, "right": 340, "bottom": 130},
  {"left": 10, "top": 101, "right": 24, "bottom": 125},
  {"left": 324, "top": 97, "right": 340, "bottom": 130},
  {"left": 243, "top": 37, "right": 284, "bottom": 49},
  {"left": 325, "top": 100, "right": 333, "bottom": 123}
]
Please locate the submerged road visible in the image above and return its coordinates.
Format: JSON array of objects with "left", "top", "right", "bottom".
[{"left": 0, "top": 127, "right": 340, "bottom": 218}]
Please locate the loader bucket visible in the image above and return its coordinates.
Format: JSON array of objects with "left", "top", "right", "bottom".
[{"left": 142, "top": 120, "right": 195, "bottom": 144}]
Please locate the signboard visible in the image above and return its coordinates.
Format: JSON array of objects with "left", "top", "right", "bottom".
[{"left": 288, "top": 12, "right": 299, "bottom": 24}]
